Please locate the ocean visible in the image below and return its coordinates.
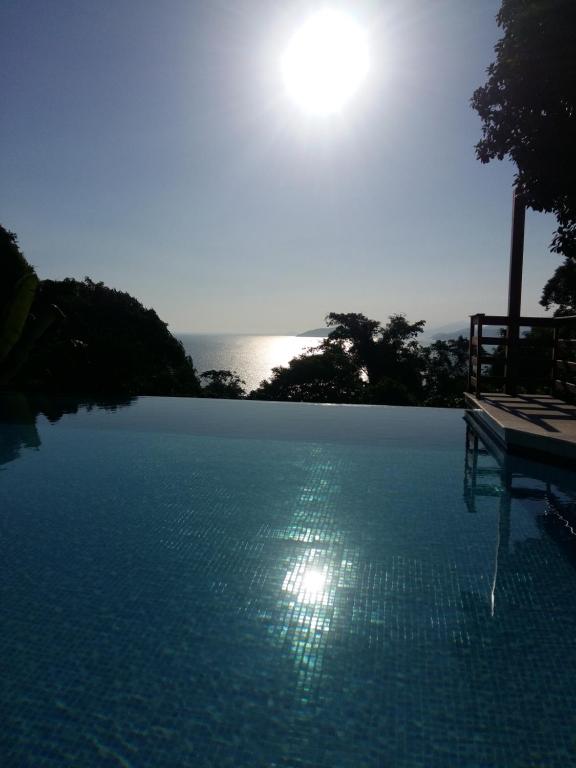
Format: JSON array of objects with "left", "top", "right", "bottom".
[{"left": 177, "top": 334, "right": 325, "bottom": 393}]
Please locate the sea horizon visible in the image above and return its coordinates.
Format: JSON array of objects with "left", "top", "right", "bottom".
[{"left": 174, "top": 331, "right": 304, "bottom": 337}]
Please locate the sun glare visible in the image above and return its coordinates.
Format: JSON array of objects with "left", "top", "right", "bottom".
[
  {"left": 283, "top": 563, "right": 330, "bottom": 605},
  {"left": 281, "top": 9, "right": 370, "bottom": 117}
]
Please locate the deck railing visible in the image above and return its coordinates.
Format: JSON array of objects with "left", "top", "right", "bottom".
[{"left": 467, "top": 313, "right": 576, "bottom": 398}]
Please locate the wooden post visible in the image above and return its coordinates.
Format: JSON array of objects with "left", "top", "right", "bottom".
[
  {"left": 467, "top": 316, "right": 475, "bottom": 392},
  {"left": 505, "top": 191, "right": 525, "bottom": 395},
  {"left": 551, "top": 324, "right": 559, "bottom": 395},
  {"left": 476, "top": 315, "right": 483, "bottom": 396}
]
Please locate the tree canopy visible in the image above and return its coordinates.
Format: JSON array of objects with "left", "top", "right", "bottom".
[
  {"left": 540, "top": 257, "right": 576, "bottom": 315},
  {"left": 251, "top": 312, "right": 467, "bottom": 407},
  {"left": 325, "top": 311, "right": 425, "bottom": 398},
  {"left": 471, "top": 0, "right": 576, "bottom": 258},
  {"left": 421, "top": 337, "right": 468, "bottom": 408},
  {"left": 0, "top": 225, "right": 36, "bottom": 309},
  {"left": 11, "top": 277, "right": 201, "bottom": 396},
  {"left": 1, "top": 225, "right": 471, "bottom": 406},
  {"left": 0, "top": 224, "right": 46, "bottom": 383},
  {"left": 200, "top": 369, "right": 246, "bottom": 399},
  {"left": 250, "top": 343, "right": 361, "bottom": 403}
]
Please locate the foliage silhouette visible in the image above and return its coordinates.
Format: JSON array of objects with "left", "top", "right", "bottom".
[
  {"left": 11, "top": 277, "right": 201, "bottom": 397},
  {"left": 361, "top": 377, "right": 418, "bottom": 406},
  {"left": 249, "top": 343, "right": 362, "bottom": 403},
  {"left": 2, "top": 226, "right": 472, "bottom": 406},
  {"left": 540, "top": 258, "right": 576, "bottom": 316},
  {"left": 0, "top": 225, "right": 38, "bottom": 365},
  {"left": 200, "top": 369, "right": 246, "bottom": 399},
  {"left": 251, "top": 312, "right": 465, "bottom": 407},
  {"left": 471, "top": 0, "right": 576, "bottom": 259},
  {"left": 0, "top": 225, "right": 65, "bottom": 385},
  {"left": 325, "top": 312, "right": 426, "bottom": 403},
  {"left": 421, "top": 337, "right": 468, "bottom": 407},
  {"left": 325, "top": 312, "right": 425, "bottom": 391},
  {"left": 324, "top": 312, "right": 381, "bottom": 381}
]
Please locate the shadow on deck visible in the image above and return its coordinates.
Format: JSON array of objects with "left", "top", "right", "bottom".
[
  {"left": 466, "top": 314, "right": 576, "bottom": 465},
  {"left": 465, "top": 393, "right": 576, "bottom": 465}
]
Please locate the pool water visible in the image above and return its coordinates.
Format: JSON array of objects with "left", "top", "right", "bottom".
[{"left": 1, "top": 395, "right": 576, "bottom": 767}]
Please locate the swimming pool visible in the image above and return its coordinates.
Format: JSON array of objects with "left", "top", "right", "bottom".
[{"left": 1, "top": 395, "right": 576, "bottom": 767}]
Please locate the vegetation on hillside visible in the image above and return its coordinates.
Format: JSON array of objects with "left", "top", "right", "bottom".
[
  {"left": 249, "top": 313, "right": 468, "bottom": 407},
  {"left": 0, "top": 224, "right": 201, "bottom": 396},
  {"left": 200, "top": 369, "right": 246, "bottom": 399},
  {"left": 0, "top": 225, "right": 65, "bottom": 386},
  {"left": 249, "top": 342, "right": 361, "bottom": 404},
  {"left": 11, "top": 277, "right": 202, "bottom": 396},
  {"left": 0, "top": 226, "right": 468, "bottom": 406}
]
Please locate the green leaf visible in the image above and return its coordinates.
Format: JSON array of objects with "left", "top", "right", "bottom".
[{"left": 0, "top": 271, "right": 39, "bottom": 363}]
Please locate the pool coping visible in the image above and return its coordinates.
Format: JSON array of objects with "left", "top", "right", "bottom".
[{"left": 464, "top": 392, "right": 576, "bottom": 467}]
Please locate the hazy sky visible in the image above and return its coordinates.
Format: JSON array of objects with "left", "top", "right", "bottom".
[{"left": 0, "top": 0, "right": 562, "bottom": 333}]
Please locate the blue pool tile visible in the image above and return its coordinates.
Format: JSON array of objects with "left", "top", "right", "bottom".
[{"left": 1, "top": 396, "right": 576, "bottom": 767}]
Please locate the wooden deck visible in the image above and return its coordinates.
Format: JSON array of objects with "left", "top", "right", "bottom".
[{"left": 464, "top": 392, "right": 576, "bottom": 465}]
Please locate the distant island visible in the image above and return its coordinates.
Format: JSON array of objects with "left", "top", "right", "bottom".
[
  {"left": 297, "top": 327, "right": 332, "bottom": 337},
  {"left": 432, "top": 327, "right": 469, "bottom": 341},
  {"left": 425, "top": 321, "right": 468, "bottom": 341}
]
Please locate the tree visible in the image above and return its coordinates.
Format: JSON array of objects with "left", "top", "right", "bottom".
[
  {"left": 471, "top": 0, "right": 576, "bottom": 258},
  {"left": 325, "top": 311, "right": 425, "bottom": 390},
  {"left": 421, "top": 337, "right": 469, "bottom": 407},
  {"left": 540, "top": 257, "right": 576, "bottom": 315},
  {"left": 250, "top": 312, "right": 427, "bottom": 406},
  {"left": 12, "top": 277, "right": 201, "bottom": 396},
  {"left": 249, "top": 344, "right": 362, "bottom": 403},
  {"left": 200, "top": 369, "right": 246, "bottom": 399},
  {"left": 371, "top": 314, "right": 426, "bottom": 395},
  {"left": 325, "top": 312, "right": 382, "bottom": 382},
  {"left": 0, "top": 225, "right": 63, "bottom": 385},
  {"left": 362, "top": 377, "right": 419, "bottom": 406},
  {"left": 0, "top": 225, "right": 38, "bottom": 366}
]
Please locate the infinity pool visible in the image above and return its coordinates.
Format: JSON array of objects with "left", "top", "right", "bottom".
[{"left": 1, "top": 395, "right": 576, "bottom": 767}]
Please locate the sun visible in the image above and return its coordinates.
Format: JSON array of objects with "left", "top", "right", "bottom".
[{"left": 280, "top": 9, "right": 370, "bottom": 117}]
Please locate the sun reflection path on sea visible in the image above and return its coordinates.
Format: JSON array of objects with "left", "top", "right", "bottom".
[{"left": 267, "top": 446, "right": 360, "bottom": 703}]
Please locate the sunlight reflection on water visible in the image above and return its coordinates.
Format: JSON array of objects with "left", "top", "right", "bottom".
[
  {"left": 283, "top": 563, "right": 330, "bottom": 605},
  {"left": 178, "top": 334, "right": 325, "bottom": 393},
  {"left": 266, "top": 446, "right": 360, "bottom": 704}
]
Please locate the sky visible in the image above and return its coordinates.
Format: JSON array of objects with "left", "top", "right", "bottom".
[{"left": 0, "top": 0, "right": 563, "bottom": 334}]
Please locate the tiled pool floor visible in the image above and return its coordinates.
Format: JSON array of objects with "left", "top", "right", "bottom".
[{"left": 1, "top": 396, "right": 576, "bottom": 767}]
